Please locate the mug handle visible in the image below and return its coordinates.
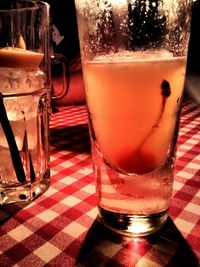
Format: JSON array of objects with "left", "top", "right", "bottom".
[{"left": 51, "top": 53, "right": 70, "bottom": 101}]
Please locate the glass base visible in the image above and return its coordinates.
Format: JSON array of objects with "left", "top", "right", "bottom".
[
  {"left": 0, "top": 169, "right": 50, "bottom": 205},
  {"left": 98, "top": 206, "right": 168, "bottom": 237}
]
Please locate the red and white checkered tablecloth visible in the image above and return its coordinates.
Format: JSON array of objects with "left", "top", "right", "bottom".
[{"left": 0, "top": 98, "right": 199, "bottom": 266}]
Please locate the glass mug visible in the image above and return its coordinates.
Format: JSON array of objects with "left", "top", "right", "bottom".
[
  {"left": 75, "top": 0, "right": 193, "bottom": 236},
  {"left": 0, "top": 0, "right": 51, "bottom": 204}
]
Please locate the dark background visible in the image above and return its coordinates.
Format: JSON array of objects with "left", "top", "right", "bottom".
[{"left": 187, "top": 0, "right": 200, "bottom": 75}]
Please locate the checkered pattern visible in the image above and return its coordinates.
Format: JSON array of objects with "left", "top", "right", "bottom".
[{"left": 0, "top": 99, "right": 199, "bottom": 266}]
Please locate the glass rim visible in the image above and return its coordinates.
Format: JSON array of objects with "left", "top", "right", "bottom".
[{"left": 0, "top": 0, "right": 49, "bottom": 13}]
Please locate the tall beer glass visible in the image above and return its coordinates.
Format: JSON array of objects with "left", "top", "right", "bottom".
[{"left": 75, "top": 0, "right": 192, "bottom": 236}]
